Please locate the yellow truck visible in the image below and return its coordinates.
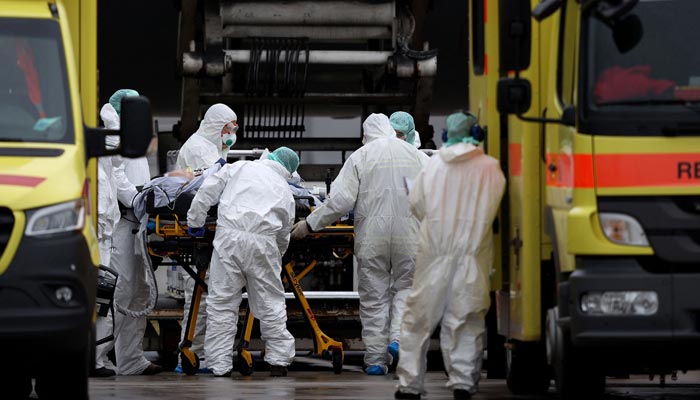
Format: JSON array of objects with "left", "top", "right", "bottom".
[
  {"left": 0, "top": 1, "right": 151, "bottom": 398},
  {"left": 471, "top": 0, "right": 700, "bottom": 398}
]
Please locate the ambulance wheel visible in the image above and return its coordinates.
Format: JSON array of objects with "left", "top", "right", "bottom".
[
  {"left": 36, "top": 346, "right": 89, "bottom": 400},
  {"left": 237, "top": 354, "right": 254, "bottom": 376},
  {"left": 332, "top": 348, "right": 343, "bottom": 374},
  {"left": 548, "top": 307, "right": 605, "bottom": 399},
  {"left": 180, "top": 352, "right": 200, "bottom": 376},
  {"left": 506, "top": 340, "right": 551, "bottom": 394}
]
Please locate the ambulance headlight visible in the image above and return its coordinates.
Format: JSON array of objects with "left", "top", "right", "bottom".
[
  {"left": 25, "top": 199, "right": 85, "bottom": 237},
  {"left": 580, "top": 291, "right": 658, "bottom": 316},
  {"left": 599, "top": 213, "right": 649, "bottom": 246}
]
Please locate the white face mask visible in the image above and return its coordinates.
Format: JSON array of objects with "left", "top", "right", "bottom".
[
  {"left": 221, "top": 121, "right": 238, "bottom": 148},
  {"left": 222, "top": 133, "right": 236, "bottom": 148}
]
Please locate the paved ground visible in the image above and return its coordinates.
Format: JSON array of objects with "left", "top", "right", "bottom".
[{"left": 86, "top": 358, "right": 700, "bottom": 400}]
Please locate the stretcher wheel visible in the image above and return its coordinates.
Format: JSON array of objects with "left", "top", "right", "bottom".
[
  {"left": 180, "top": 352, "right": 200, "bottom": 376},
  {"left": 332, "top": 348, "right": 343, "bottom": 375},
  {"left": 237, "top": 353, "right": 254, "bottom": 376}
]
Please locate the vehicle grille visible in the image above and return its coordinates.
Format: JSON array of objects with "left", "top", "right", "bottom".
[{"left": 0, "top": 208, "right": 13, "bottom": 260}]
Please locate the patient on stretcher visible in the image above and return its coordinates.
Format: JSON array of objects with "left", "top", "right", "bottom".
[
  {"left": 132, "top": 158, "right": 322, "bottom": 223},
  {"left": 132, "top": 159, "right": 224, "bottom": 221}
]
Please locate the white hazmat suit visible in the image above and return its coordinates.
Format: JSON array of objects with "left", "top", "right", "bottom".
[
  {"left": 302, "top": 113, "right": 427, "bottom": 371},
  {"left": 396, "top": 140, "right": 505, "bottom": 396},
  {"left": 175, "top": 103, "right": 237, "bottom": 364},
  {"left": 94, "top": 105, "right": 123, "bottom": 374},
  {"left": 187, "top": 158, "right": 296, "bottom": 376},
  {"left": 96, "top": 148, "right": 120, "bottom": 266},
  {"left": 95, "top": 101, "right": 157, "bottom": 376},
  {"left": 176, "top": 103, "right": 237, "bottom": 171}
]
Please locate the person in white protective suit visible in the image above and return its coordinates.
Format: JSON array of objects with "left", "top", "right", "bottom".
[
  {"left": 94, "top": 89, "right": 163, "bottom": 376},
  {"left": 176, "top": 103, "right": 237, "bottom": 172},
  {"left": 187, "top": 147, "right": 300, "bottom": 377},
  {"left": 394, "top": 112, "right": 505, "bottom": 400},
  {"left": 173, "top": 103, "right": 237, "bottom": 372},
  {"left": 290, "top": 113, "right": 428, "bottom": 375},
  {"left": 92, "top": 120, "right": 122, "bottom": 377},
  {"left": 390, "top": 111, "right": 422, "bottom": 149}
]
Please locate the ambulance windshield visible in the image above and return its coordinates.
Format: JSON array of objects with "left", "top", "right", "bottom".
[
  {"left": 0, "top": 18, "right": 73, "bottom": 144},
  {"left": 586, "top": 0, "right": 700, "bottom": 107}
]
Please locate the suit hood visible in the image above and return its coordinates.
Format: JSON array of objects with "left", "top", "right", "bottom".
[{"left": 194, "top": 104, "right": 237, "bottom": 148}]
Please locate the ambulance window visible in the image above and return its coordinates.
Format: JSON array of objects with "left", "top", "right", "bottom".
[
  {"left": 557, "top": 3, "right": 577, "bottom": 106},
  {"left": 471, "top": 0, "right": 485, "bottom": 75},
  {"left": 587, "top": 0, "right": 700, "bottom": 106},
  {"left": 0, "top": 19, "right": 73, "bottom": 144}
]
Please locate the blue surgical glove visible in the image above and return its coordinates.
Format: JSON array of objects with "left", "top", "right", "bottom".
[
  {"left": 217, "top": 158, "right": 226, "bottom": 166},
  {"left": 188, "top": 226, "right": 205, "bottom": 237}
]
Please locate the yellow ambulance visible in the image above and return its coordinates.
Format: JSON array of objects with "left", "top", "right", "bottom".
[
  {"left": 471, "top": 0, "right": 700, "bottom": 397},
  {"left": 0, "top": 1, "right": 151, "bottom": 397}
]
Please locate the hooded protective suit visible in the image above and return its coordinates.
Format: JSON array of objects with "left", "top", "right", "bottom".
[
  {"left": 174, "top": 103, "right": 237, "bottom": 366},
  {"left": 95, "top": 97, "right": 156, "bottom": 376},
  {"left": 396, "top": 115, "right": 505, "bottom": 395},
  {"left": 94, "top": 104, "right": 122, "bottom": 373},
  {"left": 176, "top": 104, "right": 237, "bottom": 172},
  {"left": 97, "top": 160, "right": 118, "bottom": 260},
  {"left": 188, "top": 158, "right": 296, "bottom": 376},
  {"left": 304, "top": 113, "right": 427, "bottom": 371}
]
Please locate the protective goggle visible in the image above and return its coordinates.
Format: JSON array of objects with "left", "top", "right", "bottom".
[{"left": 222, "top": 121, "right": 239, "bottom": 135}]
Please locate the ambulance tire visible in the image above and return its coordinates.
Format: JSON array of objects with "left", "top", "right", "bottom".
[
  {"left": 35, "top": 345, "right": 90, "bottom": 400},
  {"left": 89, "top": 324, "right": 96, "bottom": 376},
  {"left": 506, "top": 340, "right": 551, "bottom": 395},
  {"left": 485, "top": 292, "right": 507, "bottom": 379},
  {"left": 548, "top": 307, "right": 605, "bottom": 399}
]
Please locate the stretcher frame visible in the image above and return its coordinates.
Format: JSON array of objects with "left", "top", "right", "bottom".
[
  {"left": 146, "top": 210, "right": 353, "bottom": 376},
  {"left": 236, "top": 227, "right": 353, "bottom": 376}
]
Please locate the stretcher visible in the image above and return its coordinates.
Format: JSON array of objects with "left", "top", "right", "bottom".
[{"left": 145, "top": 191, "right": 353, "bottom": 376}]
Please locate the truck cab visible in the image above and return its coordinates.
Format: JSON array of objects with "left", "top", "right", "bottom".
[
  {"left": 0, "top": 1, "right": 151, "bottom": 398},
  {"left": 471, "top": 0, "right": 700, "bottom": 397}
]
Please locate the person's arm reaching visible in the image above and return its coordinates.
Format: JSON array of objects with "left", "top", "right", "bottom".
[
  {"left": 304, "top": 156, "right": 361, "bottom": 232},
  {"left": 187, "top": 164, "right": 232, "bottom": 228},
  {"left": 113, "top": 156, "right": 139, "bottom": 208},
  {"left": 180, "top": 143, "right": 222, "bottom": 175}
]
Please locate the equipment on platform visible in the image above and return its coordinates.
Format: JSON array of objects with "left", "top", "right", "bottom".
[
  {"left": 175, "top": 0, "right": 438, "bottom": 178},
  {"left": 96, "top": 265, "right": 118, "bottom": 318}
]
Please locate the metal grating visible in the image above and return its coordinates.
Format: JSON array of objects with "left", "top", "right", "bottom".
[{"left": 243, "top": 37, "right": 310, "bottom": 139}]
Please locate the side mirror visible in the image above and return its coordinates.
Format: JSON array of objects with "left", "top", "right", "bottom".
[
  {"left": 119, "top": 96, "right": 152, "bottom": 158},
  {"left": 532, "top": 0, "right": 564, "bottom": 22},
  {"left": 612, "top": 14, "right": 643, "bottom": 54},
  {"left": 596, "top": 0, "right": 639, "bottom": 20},
  {"left": 497, "top": 78, "right": 532, "bottom": 115}
]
